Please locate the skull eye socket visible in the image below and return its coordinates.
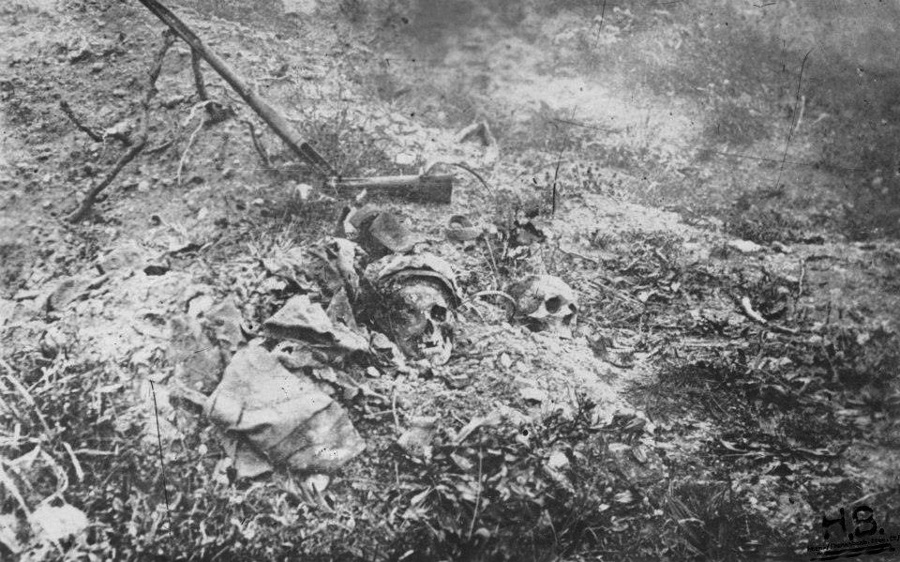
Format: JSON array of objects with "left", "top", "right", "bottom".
[
  {"left": 430, "top": 304, "right": 448, "bottom": 322},
  {"left": 545, "top": 296, "right": 563, "bottom": 314}
]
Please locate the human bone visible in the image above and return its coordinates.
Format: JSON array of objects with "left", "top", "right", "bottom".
[
  {"left": 365, "top": 254, "right": 460, "bottom": 365},
  {"left": 509, "top": 275, "right": 578, "bottom": 336}
]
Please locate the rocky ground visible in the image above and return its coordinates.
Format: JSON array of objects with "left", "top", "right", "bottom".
[{"left": 1, "top": 0, "right": 899, "bottom": 560}]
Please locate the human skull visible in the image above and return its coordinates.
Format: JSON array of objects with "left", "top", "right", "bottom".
[
  {"left": 383, "top": 278, "right": 454, "bottom": 365},
  {"left": 509, "top": 275, "right": 578, "bottom": 336},
  {"left": 366, "top": 254, "right": 460, "bottom": 366}
]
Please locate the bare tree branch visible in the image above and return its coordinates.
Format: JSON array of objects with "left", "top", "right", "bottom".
[
  {"left": 59, "top": 100, "right": 103, "bottom": 143},
  {"left": 67, "top": 31, "right": 175, "bottom": 223}
]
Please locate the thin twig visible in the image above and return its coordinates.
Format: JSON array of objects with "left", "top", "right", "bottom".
[
  {"left": 391, "top": 388, "right": 401, "bottom": 433},
  {"left": 449, "top": 162, "right": 494, "bottom": 198},
  {"left": 819, "top": 338, "right": 839, "bottom": 384},
  {"left": 551, "top": 152, "right": 563, "bottom": 216},
  {"left": 61, "top": 442, "right": 84, "bottom": 483},
  {"left": 773, "top": 48, "right": 813, "bottom": 191},
  {"left": 481, "top": 237, "right": 502, "bottom": 290},
  {"left": 593, "top": 0, "right": 608, "bottom": 47},
  {"left": 67, "top": 31, "right": 175, "bottom": 222},
  {"left": 464, "top": 290, "right": 517, "bottom": 309},
  {"left": 558, "top": 245, "right": 600, "bottom": 265},
  {"left": 794, "top": 95, "right": 806, "bottom": 134},
  {"left": 244, "top": 119, "right": 271, "bottom": 167},
  {"left": 59, "top": 100, "right": 103, "bottom": 142},
  {"left": 467, "top": 448, "right": 484, "bottom": 541},
  {"left": 588, "top": 279, "right": 643, "bottom": 307},
  {"left": 177, "top": 114, "right": 205, "bottom": 185},
  {"left": 144, "top": 139, "right": 174, "bottom": 154},
  {"left": 0, "top": 462, "right": 34, "bottom": 524},
  {"left": 1, "top": 370, "right": 52, "bottom": 437},
  {"left": 190, "top": 48, "right": 231, "bottom": 123},
  {"left": 149, "top": 380, "right": 174, "bottom": 536},
  {"left": 796, "top": 257, "right": 807, "bottom": 299},
  {"left": 38, "top": 448, "right": 69, "bottom": 504},
  {"left": 738, "top": 295, "right": 800, "bottom": 335}
]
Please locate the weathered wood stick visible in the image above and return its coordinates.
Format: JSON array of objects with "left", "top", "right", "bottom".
[
  {"left": 135, "top": 0, "right": 335, "bottom": 176},
  {"left": 328, "top": 174, "right": 453, "bottom": 204},
  {"left": 135, "top": 0, "right": 454, "bottom": 204}
]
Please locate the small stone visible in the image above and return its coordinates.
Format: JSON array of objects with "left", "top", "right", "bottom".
[
  {"left": 294, "top": 183, "right": 313, "bottom": 200},
  {"left": 397, "top": 416, "right": 438, "bottom": 459},
  {"left": 40, "top": 326, "right": 67, "bottom": 358},
  {"left": 498, "top": 352, "right": 512, "bottom": 369},
  {"left": 520, "top": 387, "right": 548, "bottom": 403},
  {"left": 304, "top": 473, "right": 331, "bottom": 493},
  {"left": 143, "top": 262, "right": 170, "bottom": 276},
  {"left": 443, "top": 372, "right": 470, "bottom": 389},
  {"left": 160, "top": 94, "right": 184, "bottom": 109},
  {"left": 137, "top": 179, "right": 151, "bottom": 192},
  {"left": 187, "top": 294, "right": 215, "bottom": 317},
  {"left": 547, "top": 450, "right": 569, "bottom": 470},
  {"left": 98, "top": 241, "right": 145, "bottom": 272},
  {"left": 394, "top": 153, "right": 416, "bottom": 166},
  {"left": 771, "top": 241, "right": 792, "bottom": 254},
  {"left": 727, "top": 239, "right": 764, "bottom": 254},
  {"left": 32, "top": 504, "right": 88, "bottom": 543},
  {"left": 283, "top": 0, "right": 318, "bottom": 16},
  {"left": 365, "top": 366, "right": 381, "bottom": 378}
]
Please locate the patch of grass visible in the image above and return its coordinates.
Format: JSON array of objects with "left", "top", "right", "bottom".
[
  {"left": 0, "top": 329, "right": 702, "bottom": 560},
  {"left": 388, "top": 401, "right": 608, "bottom": 561},
  {"left": 570, "top": 229, "right": 685, "bottom": 329},
  {"left": 298, "top": 107, "right": 399, "bottom": 178},
  {"left": 704, "top": 102, "right": 771, "bottom": 148},
  {"left": 724, "top": 189, "right": 814, "bottom": 244},
  {"left": 662, "top": 480, "right": 767, "bottom": 561},
  {"left": 383, "top": 397, "right": 692, "bottom": 561}
]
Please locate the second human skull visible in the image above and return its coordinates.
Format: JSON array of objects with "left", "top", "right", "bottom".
[{"left": 510, "top": 275, "right": 578, "bottom": 336}]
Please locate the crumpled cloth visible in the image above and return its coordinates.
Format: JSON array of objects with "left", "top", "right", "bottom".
[{"left": 205, "top": 345, "right": 365, "bottom": 477}]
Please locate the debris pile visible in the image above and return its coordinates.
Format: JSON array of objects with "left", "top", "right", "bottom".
[{"left": 166, "top": 209, "right": 589, "bottom": 482}]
